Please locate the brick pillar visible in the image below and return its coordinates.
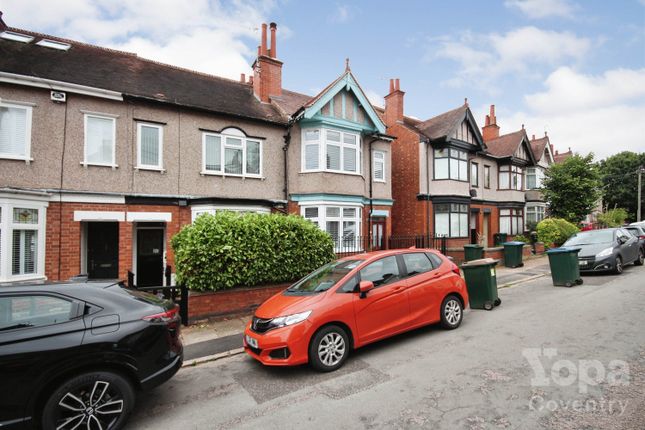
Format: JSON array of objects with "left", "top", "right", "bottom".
[{"left": 118, "top": 221, "right": 133, "bottom": 281}]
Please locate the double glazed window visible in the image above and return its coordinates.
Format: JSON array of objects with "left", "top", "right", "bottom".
[
  {"left": 526, "top": 167, "right": 543, "bottom": 189},
  {"left": 373, "top": 151, "right": 385, "bottom": 182},
  {"left": 84, "top": 114, "right": 116, "bottom": 167},
  {"left": 202, "top": 129, "right": 262, "bottom": 177},
  {"left": 500, "top": 208, "right": 524, "bottom": 235},
  {"left": 0, "top": 102, "right": 32, "bottom": 161},
  {"left": 0, "top": 202, "right": 46, "bottom": 282},
  {"left": 470, "top": 162, "right": 479, "bottom": 187},
  {"left": 137, "top": 123, "right": 163, "bottom": 170},
  {"left": 526, "top": 205, "right": 546, "bottom": 225},
  {"left": 435, "top": 203, "right": 469, "bottom": 238},
  {"left": 499, "top": 165, "right": 523, "bottom": 190},
  {"left": 434, "top": 148, "right": 468, "bottom": 181},
  {"left": 302, "top": 205, "right": 361, "bottom": 250},
  {"left": 302, "top": 128, "right": 361, "bottom": 174},
  {"left": 484, "top": 165, "right": 491, "bottom": 188}
]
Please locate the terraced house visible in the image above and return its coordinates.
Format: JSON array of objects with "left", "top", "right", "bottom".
[{"left": 0, "top": 19, "right": 392, "bottom": 285}]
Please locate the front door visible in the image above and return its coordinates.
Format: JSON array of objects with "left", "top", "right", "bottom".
[
  {"left": 371, "top": 218, "right": 386, "bottom": 250},
  {"left": 87, "top": 222, "right": 119, "bottom": 279},
  {"left": 136, "top": 228, "right": 164, "bottom": 287}
]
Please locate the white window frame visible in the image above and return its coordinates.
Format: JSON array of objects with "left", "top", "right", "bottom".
[
  {"left": 434, "top": 203, "right": 469, "bottom": 238},
  {"left": 0, "top": 101, "right": 33, "bottom": 162},
  {"left": 301, "top": 127, "right": 362, "bottom": 175},
  {"left": 201, "top": 128, "right": 263, "bottom": 178},
  {"left": 526, "top": 204, "right": 546, "bottom": 227},
  {"left": 136, "top": 122, "right": 164, "bottom": 171},
  {"left": 0, "top": 198, "right": 48, "bottom": 283},
  {"left": 82, "top": 113, "right": 117, "bottom": 168},
  {"left": 433, "top": 147, "right": 468, "bottom": 181},
  {"left": 301, "top": 204, "right": 362, "bottom": 251},
  {"left": 372, "top": 150, "right": 386, "bottom": 182},
  {"left": 190, "top": 204, "right": 270, "bottom": 222},
  {"left": 499, "top": 165, "right": 523, "bottom": 190}
]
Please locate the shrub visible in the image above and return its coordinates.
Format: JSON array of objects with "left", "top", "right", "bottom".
[
  {"left": 536, "top": 218, "right": 579, "bottom": 248},
  {"left": 171, "top": 211, "right": 336, "bottom": 291},
  {"left": 596, "top": 208, "right": 629, "bottom": 228},
  {"left": 513, "top": 234, "right": 530, "bottom": 243}
]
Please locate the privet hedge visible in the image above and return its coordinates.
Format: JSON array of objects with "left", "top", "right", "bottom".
[
  {"left": 171, "top": 211, "right": 336, "bottom": 291},
  {"left": 536, "top": 218, "right": 579, "bottom": 248}
]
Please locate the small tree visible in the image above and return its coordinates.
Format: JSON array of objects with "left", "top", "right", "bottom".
[
  {"left": 596, "top": 208, "right": 629, "bottom": 227},
  {"left": 542, "top": 154, "right": 601, "bottom": 224},
  {"left": 598, "top": 151, "right": 645, "bottom": 221}
]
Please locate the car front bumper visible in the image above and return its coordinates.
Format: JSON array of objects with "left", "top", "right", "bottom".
[
  {"left": 243, "top": 321, "right": 312, "bottom": 366},
  {"left": 578, "top": 255, "right": 616, "bottom": 272}
]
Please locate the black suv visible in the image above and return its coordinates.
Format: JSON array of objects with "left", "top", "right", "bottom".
[{"left": 0, "top": 282, "right": 183, "bottom": 429}]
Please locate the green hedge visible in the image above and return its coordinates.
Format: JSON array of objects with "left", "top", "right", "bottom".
[
  {"left": 171, "top": 212, "right": 336, "bottom": 291},
  {"left": 536, "top": 218, "right": 579, "bottom": 248}
]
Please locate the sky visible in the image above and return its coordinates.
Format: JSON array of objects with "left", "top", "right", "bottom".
[{"left": 3, "top": 0, "right": 645, "bottom": 159}]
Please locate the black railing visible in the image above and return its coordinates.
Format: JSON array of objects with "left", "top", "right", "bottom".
[
  {"left": 333, "top": 234, "right": 447, "bottom": 258},
  {"left": 127, "top": 265, "right": 189, "bottom": 326}
]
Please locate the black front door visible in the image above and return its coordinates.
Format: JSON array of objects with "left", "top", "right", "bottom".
[
  {"left": 136, "top": 228, "right": 164, "bottom": 287},
  {"left": 87, "top": 222, "right": 119, "bottom": 279}
]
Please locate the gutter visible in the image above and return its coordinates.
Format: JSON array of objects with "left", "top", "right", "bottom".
[{"left": 0, "top": 71, "right": 123, "bottom": 101}]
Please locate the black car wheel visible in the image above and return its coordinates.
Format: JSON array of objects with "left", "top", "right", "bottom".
[
  {"left": 635, "top": 249, "right": 644, "bottom": 266},
  {"left": 441, "top": 295, "right": 464, "bottom": 328},
  {"left": 614, "top": 256, "right": 623, "bottom": 274},
  {"left": 309, "top": 325, "right": 350, "bottom": 372},
  {"left": 42, "top": 371, "right": 135, "bottom": 430}
]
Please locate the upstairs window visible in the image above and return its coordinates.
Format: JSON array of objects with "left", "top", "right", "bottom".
[
  {"left": 137, "top": 123, "right": 163, "bottom": 170},
  {"left": 484, "top": 165, "right": 491, "bottom": 188},
  {"left": 434, "top": 148, "right": 467, "bottom": 181},
  {"left": 470, "top": 162, "right": 479, "bottom": 187},
  {"left": 0, "top": 102, "right": 32, "bottom": 161},
  {"left": 202, "top": 128, "right": 262, "bottom": 178},
  {"left": 302, "top": 128, "right": 361, "bottom": 174},
  {"left": 526, "top": 167, "right": 543, "bottom": 189},
  {"left": 84, "top": 114, "right": 116, "bottom": 167},
  {"left": 499, "top": 165, "right": 523, "bottom": 190},
  {"left": 373, "top": 151, "right": 385, "bottom": 182}
]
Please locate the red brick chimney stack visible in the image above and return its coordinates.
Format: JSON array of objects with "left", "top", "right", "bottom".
[
  {"left": 532, "top": 134, "right": 535, "bottom": 140},
  {"left": 253, "top": 22, "right": 283, "bottom": 103},
  {"left": 384, "top": 78, "right": 405, "bottom": 126},
  {"left": 482, "top": 104, "right": 500, "bottom": 141}
]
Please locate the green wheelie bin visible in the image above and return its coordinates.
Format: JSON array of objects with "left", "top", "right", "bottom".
[
  {"left": 463, "top": 244, "right": 484, "bottom": 262},
  {"left": 546, "top": 247, "right": 584, "bottom": 287},
  {"left": 494, "top": 233, "right": 508, "bottom": 246},
  {"left": 502, "top": 241, "right": 525, "bottom": 268},
  {"left": 460, "top": 258, "right": 502, "bottom": 311}
]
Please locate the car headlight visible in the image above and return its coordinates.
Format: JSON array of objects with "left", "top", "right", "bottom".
[
  {"left": 596, "top": 247, "right": 613, "bottom": 258},
  {"left": 267, "top": 310, "right": 312, "bottom": 330}
]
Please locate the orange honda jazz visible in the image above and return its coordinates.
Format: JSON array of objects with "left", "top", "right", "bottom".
[{"left": 243, "top": 248, "right": 469, "bottom": 372}]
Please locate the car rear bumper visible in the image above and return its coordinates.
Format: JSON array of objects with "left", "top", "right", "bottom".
[
  {"left": 243, "top": 321, "right": 311, "bottom": 366},
  {"left": 140, "top": 350, "right": 183, "bottom": 390}
]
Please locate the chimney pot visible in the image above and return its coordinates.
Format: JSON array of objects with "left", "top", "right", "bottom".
[
  {"left": 545, "top": 131, "right": 548, "bottom": 137},
  {"left": 485, "top": 115, "right": 490, "bottom": 126},
  {"left": 395, "top": 78, "right": 400, "bottom": 91},
  {"left": 261, "top": 23, "right": 268, "bottom": 56},
  {"left": 389, "top": 79, "right": 394, "bottom": 93},
  {"left": 269, "top": 22, "right": 277, "bottom": 58},
  {"left": 532, "top": 134, "right": 535, "bottom": 140},
  {"left": 240, "top": 73, "right": 246, "bottom": 83},
  {"left": 249, "top": 75, "right": 253, "bottom": 84},
  {"left": 464, "top": 97, "right": 468, "bottom": 107}
]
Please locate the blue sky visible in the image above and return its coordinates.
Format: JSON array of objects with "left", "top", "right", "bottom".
[{"left": 3, "top": 0, "right": 644, "bottom": 158}]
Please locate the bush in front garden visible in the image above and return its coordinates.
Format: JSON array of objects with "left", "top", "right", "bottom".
[
  {"left": 171, "top": 211, "right": 336, "bottom": 291},
  {"left": 536, "top": 218, "right": 580, "bottom": 248}
]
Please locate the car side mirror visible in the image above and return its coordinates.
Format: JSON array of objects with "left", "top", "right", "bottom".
[
  {"left": 618, "top": 236, "right": 627, "bottom": 244},
  {"left": 358, "top": 280, "right": 374, "bottom": 298}
]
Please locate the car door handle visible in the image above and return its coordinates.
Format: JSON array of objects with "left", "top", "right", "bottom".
[{"left": 392, "top": 286, "right": 406, "bottom": 293}]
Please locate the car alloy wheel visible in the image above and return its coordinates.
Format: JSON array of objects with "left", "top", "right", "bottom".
[
  {"left": 318, "top": 332, "right": 346, "bottom": 367},
  {"left": 309, "top": 325, "right": 350, "bottom": 372},
  {"left": 636, "top": 249, "right": 644, "bottom": 266},
  {"left": 615, "top": 256, "right": 623, "bottom": 274},
  {"left": 440, "top": 295, "right": 463, "bottom": 329},
  {"left": 42, "top": 371, "right": 134, "bottom": 430}
]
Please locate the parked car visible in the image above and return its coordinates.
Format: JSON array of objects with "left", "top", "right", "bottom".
[
  {"left": 629, "top": 220, "right": 645, "bottom": 229},
  {"left": 243, "top": 249, "right": 468, "bottom": 372},
  {"left": 625, "top": 225, "right": 645, "bottom": 253},
  {"left": 563, "top": 228, "right": 643, "bottom": 274},
  {"left": 0, "top": 282, "right": 183, "bottom": 430}
]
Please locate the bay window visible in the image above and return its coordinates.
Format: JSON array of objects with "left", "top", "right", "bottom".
[
  {"left": 434, "top": 148, "right": 468, "bottom": 181},
  {"left": 0, "top": 101, "right": 32, "bottom": 161},
  {"left": 500, "top": 208, "right": 524, "bottom": 235},
  {"left": 302, "top": 205, "right": 361, "bottom": 250},
  {"left": 435, "top": 203, "right": 468, "bottom": 238},
  {"left": 302, "top": 128, "right": 361, "bottom": 174},
  {"left": 526, "top": 205, "right": 546, "bottom": 226},
  {"left": 202, "top": 128, "right": 262, "bottom": 177},
  {"left": 526, "top": 167, "right": 543, "bottom": 189},
  {"left": 499, "top": 165, "right": 523, "bottom": 190}
]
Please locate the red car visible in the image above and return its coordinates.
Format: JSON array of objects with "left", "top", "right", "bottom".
[{"left": 243, "top": 249, "right": 468, "bottom": 372}]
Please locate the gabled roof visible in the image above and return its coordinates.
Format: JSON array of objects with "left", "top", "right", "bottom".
[
  {"left": 530, "top": 135, "right": 553, "bottom": 163},
  {"left": 0, "top": 27, "right": 287, "bottom": 125},
  {"left": 485, "top": 129, "right": 536, "bottom": 164},
  {"left": 415, "top": 104, "right": 485, "bottom": 150},
  {"left": 554, "top": 149, "right": 573, "bottom": 164}
]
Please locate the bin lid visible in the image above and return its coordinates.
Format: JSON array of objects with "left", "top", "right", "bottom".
[
  {"left": 502, "top": 241, "right": 526, "bottom": 246},
  {"left": 463, "top": 244, "right": 483, "bottom": 249},
  {"left": 546, "top": 246, "right": 581, "bottom": 254},
  {"left": 460, "top": 258, "right": 499, "bottom": 268}
]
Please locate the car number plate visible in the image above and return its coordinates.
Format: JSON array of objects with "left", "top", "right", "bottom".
[
  {"left": 579, "top": 260, "right": 588, "bottom": 266},
  {"left": 245, "top": 335, "right": 258, "bottom": 348}
]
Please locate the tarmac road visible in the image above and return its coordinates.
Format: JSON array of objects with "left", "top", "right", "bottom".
[{"left": 128, "top": 264, "right": 645, "bottom": 429}]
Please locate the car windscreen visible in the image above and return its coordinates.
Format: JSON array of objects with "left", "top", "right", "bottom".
[
  {"left": 565, "top": 230, "right": 615, "bottom": 246},
  {"left": 287, "top": 260, "right": 362, "bottom": 293}
]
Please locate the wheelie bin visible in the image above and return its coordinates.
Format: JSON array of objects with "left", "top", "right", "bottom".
[
  {"left": 460, "top": 258, "right": 502, "bottom": 311},
  {"left": 463, "top": 244, "right": 484, "bottom": 262},
  {"left": 502, "top": 241, "right": 525, "bottom": 268},
  {"left": 546, "top": 247, "right": 584, "bottom": 287},
  {"left": 494, "top": 233, "right": 508, "bottom": 246}
]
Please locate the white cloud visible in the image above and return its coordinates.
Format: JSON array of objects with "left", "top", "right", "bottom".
[
  {"left": 501, "top": 67, "right": 645, "bottom": 159},
  {"left": 505, "top": 0, "right": 577, "bottom": 19},
  {"left": 329, "top": 4, "right": 355, "bottom": 24},
  {"left": 427, "top": 26, "right": 591, "bottom": 93},
  {"left": 1, "top": 0, "right": 281, "bottom": 80},
  {"left": 363, "top": 88, "right": 384, "bottom": 108}
]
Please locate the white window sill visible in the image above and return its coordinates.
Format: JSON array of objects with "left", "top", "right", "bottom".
[
  {"left": 81, "top": 162, "right": 119, "bottom": 169},
  {"left": 300, "top": 169, "right": 362, "bottom": 176},
  {"left": 373, "top": 178, "right": 386, "bottom": 183},
  {"left": 0, "top": 274, "right": 46, "bottom": 284},
  {"left": 200, "top": 171, "right": 264, "bottom": 180},
  {"left": 0, "top": 154, "right": 33, "bottom": 163},
  {"left": 136, "top": 165, "right": 166, "bottom": 173}
]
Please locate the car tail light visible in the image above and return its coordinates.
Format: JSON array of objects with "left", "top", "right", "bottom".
[
  {"left": 451, "top": 263, "right": 461, "bottom": 276},
  {"left": 640, "top": 235, "right": 645, "bottom": 240},
  {"left": 143, "top": 306, "right": 178, "bottom": 323}
]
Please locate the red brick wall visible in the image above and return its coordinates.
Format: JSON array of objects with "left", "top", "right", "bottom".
[{"left": 188, "top": 284, "right": 288, "bottom": 321}]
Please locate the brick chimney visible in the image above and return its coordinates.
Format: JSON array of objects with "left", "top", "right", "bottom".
[
  {"left": 482, "top": 104, "right": 500, "bottom": 141},
  {"left": 253, "top": 22, "right": 283, "bottom": 103},
  {"left": 384, "top": 78, "right": 405, "bottom": 126}
]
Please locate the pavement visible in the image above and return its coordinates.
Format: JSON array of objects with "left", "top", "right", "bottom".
[
  {"left": 180, "top": 254, "right": 553, "bottom": 365},
  {"left": 128, "top": 258, "right": 645, "bottom": 429}
]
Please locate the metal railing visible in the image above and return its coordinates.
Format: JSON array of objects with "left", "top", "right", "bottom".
[
  {"left": 334, "top": 234, "right": 447, "bottom": 258},
  {"left": 127, "top": 265, "right": 189, "bottom": 326}
]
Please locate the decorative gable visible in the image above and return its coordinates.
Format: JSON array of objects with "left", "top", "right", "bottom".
[
  {"left": 514, "top": 136, "right": 537, "bottom": 164},
  {"left": 451, "top": 118, "right": 478, "bottom": 145}
]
